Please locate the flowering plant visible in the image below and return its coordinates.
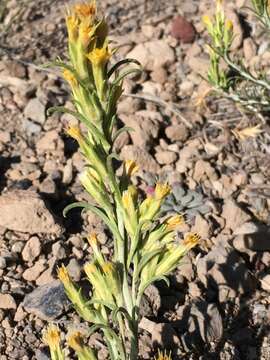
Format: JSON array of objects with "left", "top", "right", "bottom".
[{"left": 43, "top": 2, "right": 200, "bottom": 359}]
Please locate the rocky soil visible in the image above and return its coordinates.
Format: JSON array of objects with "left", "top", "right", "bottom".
[{"left": 0, "top": 0, "right": 270, "bottom": 359}]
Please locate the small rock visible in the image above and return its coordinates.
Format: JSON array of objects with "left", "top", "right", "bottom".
[
  {"left": 0, "top": 257, "right": 7, "bottom": 269},
  {"left": 165, "top": 124, "right": 189, "bottom": 142},
  {"left": 62, "top": 159, "right": 73, "bottom": 185},
  {"left": 36, "top": 130, "right": 59, "bottom": 154},
  {"left": 22, "top": 260, "right": 47, "bottom": 282},
  {"left": 155, "top": 150, "right": 177, "bottom": 165},
  {"left": 39, "top": 177, "right": 57, "bottom": 196},
  {"left": 0, "top": 190, "right": 62, "bottom": 235},
  {"left": 24, "top": 98, "right": 46, "bottom": 125},
  {"left": 22, "top": 118, "right": 42, "bottom": 136},
  {"left": 127, "top": 40, "right": 175, "bottom": 71},
  {"left": 222, "top": 199, "right": 251, "bottom": 232},
  {"left": 23, "top": 280, "right": 69, "bottom": 320},
  {"left": 0, "top": 294, "right": 16, "bottom": 310},
  {"left": 22, "top": 236, "right": 41, "bottom": 262},
  {"left": 52, "top": 242, "right": 66, "bottom": 259},
  {"left": 188, "top": 56, "right": 209, "bottom": 76},
  {"left": 150, "top": 66, "right": 167, "bottom": 85},
  {"left": 14, "top": 303, "right": 27, "bottom": 322},
  {"left": 192, "top": 214, "right": 211, "bottom": 239},
  {"left": 67, "top": 258, "right": 81, "bottom": 282},
  {"left": 171, "top": 15, "right": 196, "bottom": 43},
  {"left": 260, "top": 274, "right": 270, "bottom": 292}
]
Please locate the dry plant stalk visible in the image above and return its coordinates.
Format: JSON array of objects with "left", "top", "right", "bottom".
[{"left": 43, "top": 1, "right": 200, "bottom": 359}]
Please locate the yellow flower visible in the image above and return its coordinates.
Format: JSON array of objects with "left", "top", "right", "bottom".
[
  {"left": 84, "top": 262, "right": 96, "bottom": 277},
  {"left": 74, "top": 2, "right": 96, "bottom": 21},
  {"left": 155, "top": 183, "right": 171, "bottom": 200},
  {"left": 58, "top": 265, "right": 71, "bottom": 287},
  {"left": 66, "top": 15, "right": 79, "bottom": 42},
  {"left": 154, "top": 350, "right": 172, "bottom": 360},
  {"left": 79, "top": 22, "right": 94, "bottom": 48},
  {"left": 216, "top": 0, "right": 223, "bottom": 12},
  {"left": 88, "top": 232, "right": 98, "bottom": 246},
  {"left": 124, "top": 160, "right": 139, "bottom": 177},
  {"left": 66, "top": 125, "right": 83, "bottom": 142},
  {"left": 122, "top": 190, "right": 133, "bottom": 209},
  {"left": 183, "top": 232, "right": 201, "bottom": 248},
  {"left": 102, "top": 262, "right": 114, "bottom": 275},
  {"left": 165, "top": 214, "right": 185, "bottom": 230},
  {"left": 87, "top": 46, "right": 111, "bottom": 66},
  {"left": 225, "top": 19, "right": 233, "bottom": 31},
  {"left": 202, "top": 15, "right": 212, "bottom": 29},
  {"left": 63, "top": 69, "right": 78, "bottom": 88},
  {"left": 43, "top": 325, "right": 61, "bottom": 351},
  {"left": 68, "top": 331, "right": 84, "bottom": 352}
]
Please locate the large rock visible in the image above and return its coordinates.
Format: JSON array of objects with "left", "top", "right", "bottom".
[
  {"left": 127, "top": 40, "right": 175, "bottom": 71},
  {"left": 0, "top": 190, "right": 63, "bottom": 235},
  {"left": 23, "top": 280, "right": 69, "bottom": 320}
]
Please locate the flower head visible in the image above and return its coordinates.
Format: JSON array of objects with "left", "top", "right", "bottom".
[
  {"left": 63, "top": 69, "right": 78, "bottom": 88},
  {"left": 66, "top": 125, "right": 83, "bottom": 142},
  {"left": 183, "top": 232, "right": 201, "bottom": 248},
  {"left": 68, "top": 331, "right": 84, "bottom": 352},
  {"left": 154, "top": 350, "right": 172, "bottom": 360},
  {"left": 66, "top": 15, "right": 79, "bottom": 41},
  {"left": 43, "top": 325, "right": 61, "bottom": 351},
  {"left": 58, "top": 264, "right": 71, "bottom": 287},
  {"left": 155, "top": 183, "right": 171, "bottom": 200},
  {"left": 88, "top": 232, "right": 98, "bottom": 246},
  {"left": 165, "top": 214, "right": 185, "bottom": 230},
  {"left": 124, "top": 160, "right": 139, "bottom": 177},
  {"left": 87, "top": 46, "right": 111, "bottom": 66},
  {"left": 74, "top": 2, "right": 96, "bottom": 21}
]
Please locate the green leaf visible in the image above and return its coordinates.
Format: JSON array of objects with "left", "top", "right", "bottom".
[
  {"left": 127, "top": 220, "right": 152, "bottom": 268},
  {"left": 107, "top": 58, "right": 141, "bottom": 79},
  {"left": 47, "top": 106, "right": 110, "bottom": 149},
  {"left": 84, "top": 299, "right": 116, "bottom": 311},
  {"left": 112, "top": 67, "right": 142, "bottom": 87},
  {"left": 112, "top": 306, "right": 133, "bottom": 323},
  {"left": 63, "top": 202, "right": 122, "bottom": 242},
  {"left": 112, "top": 126, "right": 134, "bottom": 145},
  {"left": 136, "top": 247, "right": 164, "bottom": 278}
]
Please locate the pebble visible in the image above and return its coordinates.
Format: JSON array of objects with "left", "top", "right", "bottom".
[
  {"left": 155, "top": 150, "right": 177, "bottom": 165},
  {"left": 24, "top": 98, "right": 46, "bottom": 125},
  {"left": 22, "top": 260, "right": 47, "bottom": 282},
  {"left": 52, "top": 241, "right": 66, "bottom": 259},
  {"left": 171, "top": 15, "right": 196, "bottom": 43},
  {"left": 0, "top": 294, "right": 17, "bottom": 310},
  {"left": 165, "top": 124, "right": 189, "bottom": 142},
  {"left": 22, "top": 236, "right": 41, "bottom": 262},
  {"left": 67, "top": 258, "right": 81, "bottom": 282},
  {"left": 0, "top": 257, "right": 7, "bottom": 269},
  {"left": 62, "top": 159, "right": 73, "bottom": 184}
]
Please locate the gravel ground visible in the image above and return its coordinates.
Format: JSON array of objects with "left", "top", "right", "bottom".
[{"left": 0, "top": 0, "right": 270, "bottom": 359}]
